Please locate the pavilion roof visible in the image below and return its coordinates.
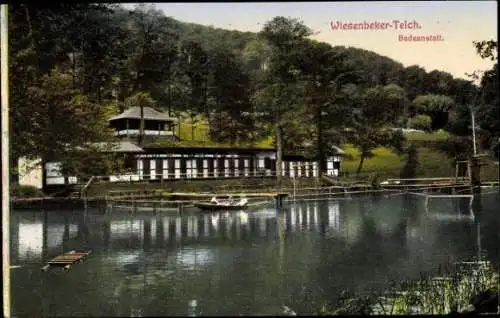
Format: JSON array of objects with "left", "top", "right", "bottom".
[{"left": 108, "top": 107, "right": 175, "bottom": 122}]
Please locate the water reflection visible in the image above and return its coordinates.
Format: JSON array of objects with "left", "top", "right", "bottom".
[
  {"left": 173, "top": 248, "right": 216, "bottom": 268},
  {"left": 12, "top": 212, "right": 81, "bottom": 262},
  {"left": 10, "top": 194, "right": 500, "bottom": 316},
  {"left": 10, "top": 198, "right": 483, "bottom": 265}
]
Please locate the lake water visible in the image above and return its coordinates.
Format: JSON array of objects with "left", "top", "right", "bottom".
[{"left": 10, "top": 193, "right": 500, "bottom": 316}]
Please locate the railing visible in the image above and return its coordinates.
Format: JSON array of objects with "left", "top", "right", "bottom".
[
  {"left": 86, "top": 170, "right": 323, "bottom": 183},
  {"left": 384, "top": 177, "right": 471, "bottom": 185},
  {"left": 81, "top": 176, "right": 96, "bottom": 199},
  {"left": 114, "top": 130, "right": 175, "bottom": 136},
  {"left": 106, "top": 189, "right": 164, "bottom": 199}
]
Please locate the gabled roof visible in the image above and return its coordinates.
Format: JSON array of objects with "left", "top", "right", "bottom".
[{"left": 108, "top": 107, "right": 175, "bottom": 122}]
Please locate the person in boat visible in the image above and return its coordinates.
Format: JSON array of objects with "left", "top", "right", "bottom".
[
  {"left": 210, "top": 196, "right": 231, "bottom": 206},
  {"left": 237, "top": 198, "right": 248, "bottom": 206},
  {"left": 222, "top": 195, "right": 233, "bottom": 206},
  {"left": 210, "top": 196, "right": 219, "bottom": 205}
]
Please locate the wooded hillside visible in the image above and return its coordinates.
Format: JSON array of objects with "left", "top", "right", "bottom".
[{"left": 7, "top": 4, "right": 498, "bottom": 178}]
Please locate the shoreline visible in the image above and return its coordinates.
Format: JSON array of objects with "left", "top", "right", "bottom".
[
  {"left": 10, "top": 181, "right": 495, "bottom": 210},
  {"left": 10, "top": 196, "right": 105, "bottom": 210}
]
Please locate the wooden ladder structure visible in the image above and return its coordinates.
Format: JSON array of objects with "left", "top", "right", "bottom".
[{"left": 41, "top": 250, "right": 92, "bottom": 271}]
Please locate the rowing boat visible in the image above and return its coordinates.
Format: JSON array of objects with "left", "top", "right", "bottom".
[{"left": 194, "top": 201, "right": 249, "bottom": 211}]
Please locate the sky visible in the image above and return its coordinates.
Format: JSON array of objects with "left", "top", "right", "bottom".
[{"left": 125, "top": 1, "right": 497, "bottom": 80}]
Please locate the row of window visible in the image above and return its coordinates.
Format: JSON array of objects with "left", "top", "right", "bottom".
[{"left": 134, "top": 158, "right": 339, "bottom": 179}]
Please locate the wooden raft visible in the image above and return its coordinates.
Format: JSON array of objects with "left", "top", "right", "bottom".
[{"left": 41, "top": 250, "right": 92, "bottom": 271}]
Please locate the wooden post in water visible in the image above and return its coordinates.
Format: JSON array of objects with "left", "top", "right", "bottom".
[{"left": 470, "top": 156, "right": 481, "bottom": 194}]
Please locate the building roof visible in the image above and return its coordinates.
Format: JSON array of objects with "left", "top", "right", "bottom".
[
  {"left": 331, "top": 145, "right": 346, "bottom": 155},
  {"left": 140, "top": 146, "right": 276, "bottom": 155},
  {"left": 92, "top": 141, "right": 144, "bottom": 153},
  {"left": 108, "top": 107, "right": 175, "bottom": 122}
]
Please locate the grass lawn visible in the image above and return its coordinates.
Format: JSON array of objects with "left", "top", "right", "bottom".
[
  {"left": 341, "top": 131, "right": 456, "bottom": 179},
  {"left": 404, "top": 129, "right": 450, "bottom": 142}
]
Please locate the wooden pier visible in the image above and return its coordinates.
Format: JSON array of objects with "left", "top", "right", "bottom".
[
  {"left": 105, "top": 191, "right": 289, "bottom": 212},
  {"left": 42, "top": 250, "right": 92, "bottom": 271}
]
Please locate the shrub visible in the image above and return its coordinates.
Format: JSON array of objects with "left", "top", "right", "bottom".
[
  {"left": 370, "top": 173, "right": 382, "bottom": 189},
  {"left": 408, "top": 114, "right": 432, "bottom": 132},
  {"left": 10, "top": 185, "right": 44, "bottom": 198}
]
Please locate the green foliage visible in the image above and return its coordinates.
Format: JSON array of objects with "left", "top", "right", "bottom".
[
  {"left": 60, "top": 144, "right": 125, "bottom": 178},
  {"left": 413, "top": 94, "right": 455, "bottom": 130},
  {"left": 370, "top": 173, "right": 382, "bottom": 189},
  {"left": 205, "top": 47, "right": 255, "bottom": 143},
  {"left": 8, "top": 4, "right": 498, "bottom": 188},
  {"left": 345, "top": 84, "right": 408, "bottom": 174},
  {"left": 423, "top": 70, "right": 455, "bottom": 96},
  {"left": 414, "top": 94, "right": 455, "bottom": 113},
  {"left": 399, "top": 143, "right": 419, "bottom": 179},
  {"left": 473, "top": 40, "right": 497, "bottom": 61},
  {"left": 340, "top": 131, "right": 468, "bottom": 179},
  {"left": 341, "top": 145, "right": 407, "bottom": 178},
  {"left": 406, "top": 129, "right": 449, "bottom": 141},
  {"left": 408, "top": 114, "right": 432, "bottom": 132},
  {"left": 123, "top": 92, "right": 156, "bottom": 109},
  {"left": 451, "top": 40, "right": 498, "bottom": 158},
  {"left": 10, "top": 185, "right": 44, "bottom": 198},
  {"left": 476, "top": 63, "right": 499, "bottom": 155},
  {"left": 178, "top": 113, "right": 211, "bottom": 142},
  {"left": 14, "top": 68, "right": 114, "bottom": 162},
  {"left": 320, "top": 262, "right": 500, "bottom": 315}
]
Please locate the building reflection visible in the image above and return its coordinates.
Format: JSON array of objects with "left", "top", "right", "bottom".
[
  {"left": 327, "top": 201, "right": 340, "bottom": 231},
  {"left": 9, "top": 201, "right": 380, "bottom": 264},
  {"left": 13, "top": 212, "right": 80, "bottom": 263},
  {"left": 12, "top": 198, "right": 478, "bottom": 256},
  {"left": 288, "top": 201, "right": 341, "bottom": 235},
  {"left": 12, "top": 196, "right": 489, "bottom": 273}
]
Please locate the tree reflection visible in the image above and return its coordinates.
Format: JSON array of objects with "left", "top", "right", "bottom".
[{"left": 10, "top": 194, "right": 500, "bottom": 316}]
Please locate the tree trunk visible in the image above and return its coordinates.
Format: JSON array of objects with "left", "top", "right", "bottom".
[
  {"left": 356, "top": 152, "right": 366, "bottom": 175},
  {"left": 41, "top": 157, "right": 47, "bottom": 193},
  {"left": 167, "top": 82, "right": 172, "bottom": 116},
  {"left": 276, "top": 124, "right": 283, "bottom": 189},
  {"left": 71, "top": 50, "right": 77, "bottom": 88},
  {"left": 316, "top": 104, "right": 325, "bottom": 177},
  {"left": 191, "top": 117, "right": 195, "bottom": 140},
  {"left": 138, "top": 105, "right": 144, "bottom": 145},
  {"left": 177, "top": 116, "right": 181, "bottom": 138},
  {"left": 204, "top": 80, "right": 210, "bottom": 120}
]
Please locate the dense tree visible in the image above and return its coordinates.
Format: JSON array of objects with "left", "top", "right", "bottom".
[
  {"left": 8, "top": 4, "right": 498, "bottom": 185},
  {"left": 423, "top": 70, "right": 455, "bottom": 96},
  {"left": 299, "top": 40, "right": 363, "bottom": 174},
  {"left": 413, "top": 94, "right": 455, "bottom": 130},
  {"left": 472, "top": 40, "right": 498, "bottom": 156},
  {"left": 398, "top": 65, "right": 426, "bottom": 101},
  {"left": 400, "top": 144, "right": 419, "bottom": 179},
  {"left": 438, "top": 40, "right": 498, "bottom": 160},
  {"left": 178, "top": 40, "right": 209, "bottom": 140},
  {"left": 207, "top": 48, "right": 254, "bottom": 144},
  {"left": 21, "top": 69, "right": 114, "bottom": 186},
  {"left": 122, "top": 92, "right": 157, "bottom": 145},
  {"left": 259, "top": 16, "right": 313, "bottom": 185},
  {"left": 346, "top": 84, "right": 407, "bottom": 174},
  {"left": 126, "top": 4, "right": 179, "bottom": 97},
  {"left": 476, "top": 64, "right": 499, "bottom": 154}
]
